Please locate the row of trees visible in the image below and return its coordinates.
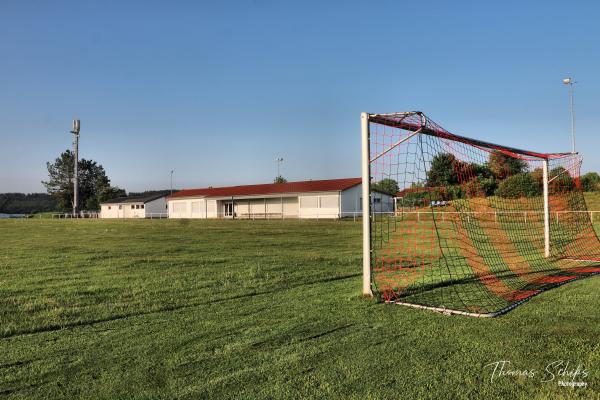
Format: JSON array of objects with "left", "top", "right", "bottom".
[
  {"left": 0, "top": 193, "right": 57, "bottom": 214},
  {"left": 389, "top": 151, "right": 600, "bottom": 203},
  {"left": 426, "top": 151, "right": 583, "bottom": 199}
]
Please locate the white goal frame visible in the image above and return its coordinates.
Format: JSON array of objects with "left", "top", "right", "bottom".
[{"left": 360, "top": 111, "right": 552, "bottom": 298}]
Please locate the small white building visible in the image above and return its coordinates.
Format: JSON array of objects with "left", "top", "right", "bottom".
[
  {"left": 167, "top": 178, "right": 394, "bottom": 219},
  {"left": 100, "top": 192, "right": 169, "bottom": 219}
]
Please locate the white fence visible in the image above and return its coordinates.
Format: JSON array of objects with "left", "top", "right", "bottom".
[
  {"left": 52, "top": 212, "right": 99, "bottom": 219},
  {"left": 146, "top": 213, "right": 169, "bottom": 219},
  {"left": 12, "top": 210, "right": 600, "bottom": 223}
]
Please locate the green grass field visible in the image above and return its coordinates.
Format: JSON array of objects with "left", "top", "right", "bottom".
[{"left": 1, "top": 219, "right": 599, "bottom": 399}]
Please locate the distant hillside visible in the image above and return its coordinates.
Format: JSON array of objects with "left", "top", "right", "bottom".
[{"left": 0, "top": 193, "right": 58, "bottom": 214}]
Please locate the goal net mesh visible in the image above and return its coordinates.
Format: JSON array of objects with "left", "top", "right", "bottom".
[{"left": 369, "top": 112, "right": 600, "bottom": 315}]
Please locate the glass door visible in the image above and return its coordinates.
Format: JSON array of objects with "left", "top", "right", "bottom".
[{"left": 224, "top": 202, "right": 234, "bottom": 217}]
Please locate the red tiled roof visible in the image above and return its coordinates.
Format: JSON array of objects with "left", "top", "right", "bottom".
[{"left": 168, "top": 178, "right": 362, "bottom": 199}]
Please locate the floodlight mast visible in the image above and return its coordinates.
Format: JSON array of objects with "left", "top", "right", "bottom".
[
  {"left": 563, "top": 77, "right": 576, "bottom": 154},
  {"left": 170, "top": 170, "right": 174, "bottom": 195},
  {"left": 275, "top": 157, "right": 284, "bottom": 178},
  {"left": 71, "top": 119, "right": 80, "bottom": 217}
]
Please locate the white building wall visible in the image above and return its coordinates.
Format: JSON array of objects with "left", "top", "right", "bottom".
[
  {"left": 206, "top": 199, "right": 217, "bottom": 218},
  {"left": 168, "top": 198, "right": 218, "bottom": 219},
  {"left": 340, "top": 184, "right": 362, "bottom": 217},
  {"left": 298, "top": 192, "right": 340, "bottom": 219},
  {"left": 124, "top": 203, "right": 145, "bottom": 218},
  {"left": 144, "top": 197, "right": 168, "bottom": 217},
  {"left": 165, "top": 186, "right": 393, "bottom": 220},
  {"left": 169, "top": 199, "right": 190, "bottom": 218},
  {"left": 340, "top": 184, "right": 394, "bottom": 217},
  {"left": 100, "top": 202, "right": 148, "bottom": 218},
  {"left": 282, "top": 197, "right": 298, "bottom": 217},
  {"left": 231, "top": 196, "right": 298, "bottom": 218},
  {"left": 101, "top": 196, "right": 168, "bottom": 219},
  {"left": 100, "top": 204, "right": 119, "bottom": 218}
]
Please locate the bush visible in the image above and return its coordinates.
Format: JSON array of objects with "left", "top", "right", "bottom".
[{"left": 495, "top": 173, "right": 541, "bottom": 199}]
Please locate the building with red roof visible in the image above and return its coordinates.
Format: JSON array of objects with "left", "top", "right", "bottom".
[{"left": 167, "top": 177, "right": 394, "bottom": 219}]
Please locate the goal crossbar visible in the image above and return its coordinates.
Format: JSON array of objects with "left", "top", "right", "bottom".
[{"left": 369, "top": 112, "right": 572, "bottom": 160}]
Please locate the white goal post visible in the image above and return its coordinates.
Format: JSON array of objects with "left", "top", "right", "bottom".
[{"left": 361, "top": 112, "right": 371, "bottom": 296}]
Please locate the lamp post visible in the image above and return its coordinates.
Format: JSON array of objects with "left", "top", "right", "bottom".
[
  {"left": 563, "top": 77, "right": 576, "bottom": 153},
  {"left": 170, "top": 170, "right": 174, "bottom": 195},
  {"left": 275, "top": 157, "right": 284, "bottom": 178},
  {"left": 70, "top": 119, "right": 80, "bottom": 217}
]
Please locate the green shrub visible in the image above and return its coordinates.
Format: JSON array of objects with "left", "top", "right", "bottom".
[{"left": 495, "top": 173, "right": 541, "bottom": 199}]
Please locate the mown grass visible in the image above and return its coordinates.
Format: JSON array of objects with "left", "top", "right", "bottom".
[
  {"left": 584, "top": 192, "right": 600, "bottom": 211},
  {"left": 0, "top": 219, "right": 599, "bottom": 399}
]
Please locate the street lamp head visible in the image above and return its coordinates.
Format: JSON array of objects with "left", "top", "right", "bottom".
[
  {"left": 563, "top": 78, "right": 572, "bottom": 85},
  {"left": 275, "top": 157, "right": 283, "bottom": 162}
]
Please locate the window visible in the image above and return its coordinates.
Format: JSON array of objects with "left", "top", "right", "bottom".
[
  {"left": 119, "top": 205, "right": 122, "bottom": 210},
  {"left": 135, "top": 205, "right": 140, "bottom": 209},
  {"left": 166, "top": 204, "right": 168, "bottom": 209},
  {"left": 173, "top": 202, "right": 187, "bottom": 213},
  {"left": 108, "top": 206, "right": 111, "bottom": 210},
  {"left": 131, "top": 205, "right": 135, "bottom": 209},
  {"left": 300, "top": 196, "right": 318, "bottom": 208},
  {"left": 141, "top": 204, "right": 144, "bottom": 209},
  {"left": 373, "top": 198, "right": 381, "bottom": 204},
  {"left": 191, "top": 201, "right": 201, "bottom": 215},
  {"left": 319, "top": 195, "right": 338, "bottom": 208}
]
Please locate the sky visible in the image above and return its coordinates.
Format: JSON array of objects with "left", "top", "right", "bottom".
[{"left": 1, "top": 0, "right": 599, "bottom": 193}]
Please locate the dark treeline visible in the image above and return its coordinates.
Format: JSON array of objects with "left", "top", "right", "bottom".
[
  {"left": 0, "top": 193, "right": 58, "bottom": 214},
  {"left": 0, "top": 189, "right": 174, "bottom": 214}
]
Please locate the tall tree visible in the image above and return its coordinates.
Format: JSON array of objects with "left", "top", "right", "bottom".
[
  {"left": 274, "top": 175, "right": 287, "bottom": 184},
  {"left": 42, "top": 150, "right": 124, "bottom": 211},
  {"left": 427, "top": 153, "right": 460, "bottom": 187}
]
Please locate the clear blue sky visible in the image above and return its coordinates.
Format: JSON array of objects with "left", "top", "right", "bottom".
[{"left": 1, "top": 0, "right": 599, "bottom": 193}]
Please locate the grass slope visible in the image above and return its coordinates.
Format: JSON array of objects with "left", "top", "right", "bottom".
[{"left": 0, "top": 220, "right": 598, "bottom": 399}]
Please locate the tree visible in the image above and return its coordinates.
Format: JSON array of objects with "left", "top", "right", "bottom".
[
  {"left": 581, "top": 172, "right": 600, "bottom": 192},
  {"left": 372, "top": 178, "right": 399, "bottom": 195},
  {"left": 488, "top": 151, "right": 527, "bottom": 180},
  {"left": 274, "top": 175, "right": 287, "bottom": 184},
  {"left": 42, "top": 150, "right": 122, "bottom": 211}
]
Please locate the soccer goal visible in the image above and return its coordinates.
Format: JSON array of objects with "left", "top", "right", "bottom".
[{"left": 361, "top": 111, "right": 600, "bottom": 316}]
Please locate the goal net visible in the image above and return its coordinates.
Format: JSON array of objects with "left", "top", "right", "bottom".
[{"left": 362, "top": 111, "right": 600, "bottom": 316}]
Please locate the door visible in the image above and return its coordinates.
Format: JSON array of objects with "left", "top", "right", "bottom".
[{"left": 224, "top": 202, "right": 234, "bottom": 218}]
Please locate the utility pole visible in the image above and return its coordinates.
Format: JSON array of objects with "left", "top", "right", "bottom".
[
  {"left": 562, "top": 77, "right": 576, "bottom": 153},
  {"left": 70, "top": 119, "right": 81, "bottom": 217}
]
